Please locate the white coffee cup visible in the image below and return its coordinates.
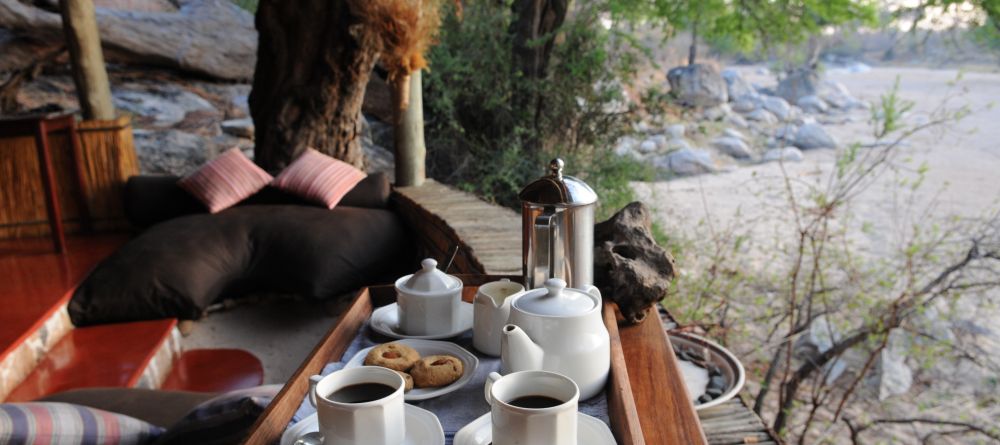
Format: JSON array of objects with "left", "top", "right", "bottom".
[
  {"left": 484, "top": 371, "right": 579, "bottom": 445},
  {"left": 473, "top": 279, "right": 525, "bottom": 356},
  {"left": 308, "top": 366, "right": 406, "bottom": 445}
]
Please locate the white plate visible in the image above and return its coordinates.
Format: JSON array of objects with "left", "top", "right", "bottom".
[
  {"left": 281, "top": 404, "right": 444, "bottom": 445},
  {"left": 453, "top": 412, "right": 617, "bottom": 445},
  {"left": 369, "top": 302, "right": 474, "bottom": 340},
  {"left": 344, "top": 339, "right": 479, "bottom": 401}
]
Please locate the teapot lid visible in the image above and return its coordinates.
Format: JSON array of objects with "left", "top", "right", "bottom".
[
  {"left": 512, "top": 278, "right": 596, "bottom": 316},
  {"left": 400, "top": 258, "right": 461, "bottom": 292},
  {"left": 518, "top": 158, "right": 597, "bottom": 207}
]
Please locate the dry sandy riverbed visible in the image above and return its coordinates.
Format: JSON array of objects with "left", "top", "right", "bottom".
[{"left": 636, "top": 66, "right": 1000, "bottom": 255}]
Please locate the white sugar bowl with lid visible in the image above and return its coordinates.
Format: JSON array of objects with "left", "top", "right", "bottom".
[
  {"left": 500, "top": 278, "right": 610, "bottom": 400},
  {"left": 395, "top": 258, "right": 464, "bottom": 336}
]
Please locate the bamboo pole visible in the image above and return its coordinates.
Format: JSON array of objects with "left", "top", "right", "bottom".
[
  {"left": 392, "top": 70, "right": 426, "bottom": 187},
  {"left": 59, "top": 0, "right": 115, "bottom": 120}
]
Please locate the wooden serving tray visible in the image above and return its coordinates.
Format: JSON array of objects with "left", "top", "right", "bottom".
[{"left": 243, "top": 275, "right": 706, "bottom": 445}]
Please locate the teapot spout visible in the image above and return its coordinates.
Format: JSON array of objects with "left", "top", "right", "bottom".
[{"left": 500, "top": 324, "right": 544, "bottom": 373}]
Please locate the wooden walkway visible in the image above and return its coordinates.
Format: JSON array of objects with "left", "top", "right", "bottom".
[
  {"left": 699, "top": 398, "right": 780, "bottom": 445},
  {"left": 393, "top": 179, "right": 521, "bottom": 275},
  {"left": 395, "top": 179, "right": 781, "bottom": 444}
]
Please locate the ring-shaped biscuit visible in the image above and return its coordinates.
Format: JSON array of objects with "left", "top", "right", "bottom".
[{"left": 363, "top": 342, "right": 420, "bottom": 372}]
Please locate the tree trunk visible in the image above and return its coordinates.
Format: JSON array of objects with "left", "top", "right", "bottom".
[
  {"left": 688, "top": 21, "right": 698, "bottom": 65},
  {"left": 392, "top": 70, "right": 426, "bottom": 187},
  {"left": 509, "top": 0, "right": 569, "bottom": 152},
  {"left": 59, "top": 0, "right": 114, "bottom": 120},
  {"left": 249, "top": 0, "right": 376, "bottom": 171},
  {"left": 510, "top": 0, "right": 569, "bottom": 80}
]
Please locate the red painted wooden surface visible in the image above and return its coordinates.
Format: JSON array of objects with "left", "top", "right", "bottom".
[
  {"left": 5, "top": 319, "right": 177, "bottom": 402},
  {"left": 161, "top": 349, "right": 264, "bottom": 393},
  {"left": 0, "top": 234, "right": 128, "bottom": 363}
]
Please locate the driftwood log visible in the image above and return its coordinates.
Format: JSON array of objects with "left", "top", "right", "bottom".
[
  {"left": 594, "top": 202, "right": 676, "bottom": 324},
  {"left": 0, "top": 0, "right": 256, "bottom": 80}
]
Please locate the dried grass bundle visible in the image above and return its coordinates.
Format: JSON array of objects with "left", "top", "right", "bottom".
[{"left": 351, "top": 0, "right": 444, "bottom": 83}]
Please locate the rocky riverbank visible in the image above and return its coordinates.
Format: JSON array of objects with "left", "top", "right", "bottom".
[{"left": 617, "top": 63, "right": 870, "bottom": 177}]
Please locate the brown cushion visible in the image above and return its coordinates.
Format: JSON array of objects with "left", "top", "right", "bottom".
[{"left": 38, "top": 387, "right": 217, "bottom": 428}]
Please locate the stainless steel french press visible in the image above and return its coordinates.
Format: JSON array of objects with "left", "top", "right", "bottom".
[{"left": 519, "top": 158, "right": 598, "bottom": 290}]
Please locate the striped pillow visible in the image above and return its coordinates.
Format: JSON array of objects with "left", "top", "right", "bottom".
[
  {"left": 178, "top": 148, "right": 273, "bottom": 213},
  {"left": 0, "top": 402, "right": 164, "bottom": 445},
  {"left": 272, "top": 148, "right": 367, "bottom": 209}
]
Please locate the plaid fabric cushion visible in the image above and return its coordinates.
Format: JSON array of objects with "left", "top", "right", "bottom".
[
  {"left": 272, "top": 148, "right": 367, "bottom": 209},
  {"left": 156, "top": 384, "right": 281, "bottom": 445},
  {"left": 177, "top": 148, "right": 273, "bottom": 213},
  {"left": 0, "top": 402, "right": 164, "bottom": 445}
]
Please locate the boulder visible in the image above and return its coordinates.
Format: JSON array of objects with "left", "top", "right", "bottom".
[
  {"left": 665, "top": 138, "right": 693, "bottom": 153},
  {"left": 220, "top": 118, "right": 254, "bottom": 139},
  {"left": 722, "top": 128, "right": 746, "bottom": 140},
  {"left": 762, "top": 147, "right": 804, "bottom": 162},
  {"left": 711, "top": 136, "right": 752, "bottom": 159},
  {"left": 797, "top": 95, "right": 828, "bottom": 114},
  {"left": 776, "top": 68, "right": 820, "bottom": 103},
  {"left": 666, "top": 64, "right": 728, "bottom": 108},
  {"left": 761, "top": 95, "right": 792, "bottom": 121},
  {"left": 134, "top": 129, "right": 212, "bottom": 175},
  {"left": 725, "top": 113, "right": 749, "bottom": 129},
  {"left": 638, "top": 139, "right": 658, "bottom": 154},
  {"left": 774, "top": 124, "right": 798, "bottom": 142},
  {"left": 794, "top": 123, "right": 837, "bottom": 149},
  {"left": 665, "top": 123, "right": 686, "bottom": 140},
  {"left": 593, "top": 202, "right": 676, "bottom": 324},
  {"left": 613, "top": 136, "right": 639, "bottom": 158},
  {"left": 744, "top": 108, "right": 778, "bottom": 125},
  {"left": 872, "top": 329, "right": 913, "bottom": 401},
  {"left": 701, "top": 103, "right": 731, "bottom": 121},
  {"left": 662, "top": 148, "right": 715, "bottom": 175},
  {"left": 731, "top": 96, "right": 760, "bottom": 114},
  {"left": 113, "top": 87, "right": 217, "bottom": 127},
  {"left": 720, "top": 68, "right": 757, "bottom": 102}
]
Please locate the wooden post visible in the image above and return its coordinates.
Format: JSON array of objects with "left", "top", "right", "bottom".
[
  {"left": 392, "top": 70, "right": 426, "bottom": 187},
  {"left": 59, "top": 0, "right": 115, "bottom": 120}
]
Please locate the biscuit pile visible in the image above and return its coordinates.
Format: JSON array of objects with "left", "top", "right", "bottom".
[{"left": 363, "top": 342, "right": 464, "bottom": 391}]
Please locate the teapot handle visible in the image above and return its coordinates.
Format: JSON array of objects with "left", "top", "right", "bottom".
[{"left": 584, "top": 285, "right": 602, "bottom": 299}]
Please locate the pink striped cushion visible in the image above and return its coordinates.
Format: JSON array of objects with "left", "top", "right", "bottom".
[
  {"left": 272, "top": 148, "right": 367, "bottom": 209},
  {"left": 0, "top": 402, "right": 163, "bottom": 444},
  {"left": 178, "top": 148, "right": 273, "bottom": 213}
]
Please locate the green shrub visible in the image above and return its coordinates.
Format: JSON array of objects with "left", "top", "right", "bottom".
[{"left": 423, "top": 1, "right": 646, "bottom": 213}]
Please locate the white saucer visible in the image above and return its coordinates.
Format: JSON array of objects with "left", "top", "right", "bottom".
[
  {"left": 453, "top": 412, "right": 617, "bottom": 445},
  {"left": 281, "top": 404, "right": 444, "bottom": 445},
  {"left": 344, "top": 339, "right": 479, "bottom": 401},
  {"left": 369, "top": 302, "right": 474, "bottom": 340}
]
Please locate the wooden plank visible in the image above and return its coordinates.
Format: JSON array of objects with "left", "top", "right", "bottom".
[
  {"left": 604, "top": 301, "right": 645, "bottom": 445},
  {"left": 619, "top": 306, "right": 708, "bottom": 445},
  {"left": 242, "top": 289, "right": 373, "bottom": 445}
]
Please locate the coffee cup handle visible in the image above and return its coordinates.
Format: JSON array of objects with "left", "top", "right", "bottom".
[
  {"left": 484, "top": 372, "right": 502, "bottom": 404},
  {"left": 308, "top": 375, "right": 323, "bottom": 407}
]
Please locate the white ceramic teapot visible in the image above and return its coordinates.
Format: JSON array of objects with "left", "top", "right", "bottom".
[{"left": 500, "top": 278, "right": 610, "bottom": 400}]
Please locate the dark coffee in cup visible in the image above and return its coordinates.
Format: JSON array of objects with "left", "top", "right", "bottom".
[
  {"left": 508, "top": 395, "right": 564, "bottom": 409},
  {"left": 328, "top": 383, "right": 396, "bottom": 404}
]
